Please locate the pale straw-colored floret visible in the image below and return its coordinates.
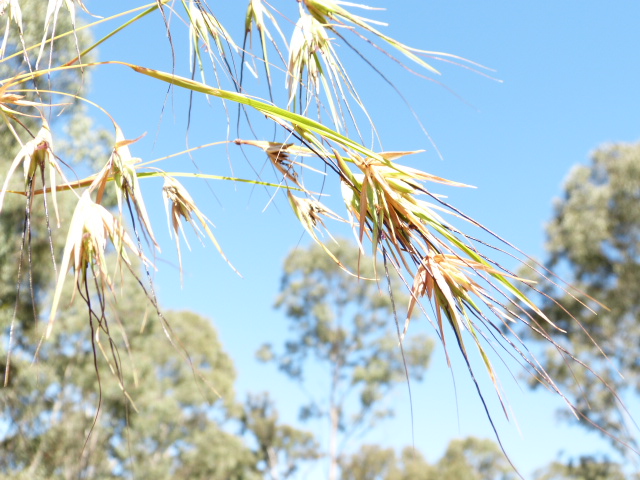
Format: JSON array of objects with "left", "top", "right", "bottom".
[
  {"left": 287, "top": 12, "right": 332, "bottom": 107},
  {"left": 47, "top": 191, "right": 147, "bottom": 339},
  {"left": 162, "top": 175, "right": 238, "bottom": 281},
  {"left": 0, "top": 0, "right": 23, "bottom": 58},
  {"left": 0, "top": 119, "right": 66, "bottom": 226},
  {"left": 89, "top": 126, "right": 158, "bottom": 250},
  {"left": 234, "top": 139, "right": 320, "bottom": 187}
]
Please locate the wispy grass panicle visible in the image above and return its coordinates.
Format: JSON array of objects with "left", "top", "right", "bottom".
[
  {"left": 184, "top": 0, "right": 239, "bottom": 86},
  {"left": 243, "top": 0, "right": 287, "bottom": 89},
  {"left": 162, "top": 174, "right": 239, "bottom": 282},
  {"left": 0, "top": 118, "right": 66, "bottom": 226},
  {"left": 89, "top": 125, "right": 158, "bottom": 251},
  {"left": 128, "top": 67, "right": 578, "bottom": 410},
  {"left": 333, "top": 146, "right": 566, "bottom": 414},
  {"left": 47, "top": 190, "right": 148, "bottom": 339}
]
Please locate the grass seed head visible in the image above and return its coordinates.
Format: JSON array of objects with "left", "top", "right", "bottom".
[
  {"left": 0, "top": 119, "right": 65, "bottom": 226},
  {"left": 187, "top": 0, "right": 238, "bottom": 55},
  {"left": 47, "top": 191, "right": 147, "bottom": 338},
  {"left": 90, "top": 126, "right": 158, "bottom": 249},
  {"left": 0, "top": 0, "right": 22, "bottom": 58},
  {"left": 286, "top": 12, "right": 331, "bottom": 106},
  {"left": 288, "top": 191, "right": 354, "bottom": 269},
  {"left": 162, "top": 175, "right": 239, "bottom": 280},
  {"left": 235, "top": 139, "right": 316, "bottom": 186}
]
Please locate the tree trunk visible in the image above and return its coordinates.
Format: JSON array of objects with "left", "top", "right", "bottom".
[{"left": 329, "top": 404, "right": 338, "bottom": 480}]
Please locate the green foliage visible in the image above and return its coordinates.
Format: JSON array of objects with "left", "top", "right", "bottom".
[
  {"left": 533, "top": 456, "right": 632, "bottom": 480},
  {"left": 241, "top": 392, "right": 320, "bottom": 479},
  {"left": 340, "top": 444, "right": 404, "bottom": 480},
  {"left": 436, "top": 437, "right": 517, "bottom": 480},
  {"left": 521, "top": 142, "right": 640, "bottom": 448},
  {"left": 1, "top": 262, "right": 256, "bottom": 478},
  {"left": 340, "top": 437, "right": 516, "bottom": 480}
]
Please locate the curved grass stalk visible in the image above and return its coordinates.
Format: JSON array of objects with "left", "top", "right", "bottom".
[
  {"left": 19, "top": 170, "right": 307, "bottom": 197},
  {"left": 126, "top": 62, "right": 382, "bottom": 160}
]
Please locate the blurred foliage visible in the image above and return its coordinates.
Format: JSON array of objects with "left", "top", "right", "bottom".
[
  {"left": 1, "top": 280, "right": 256, "bottom": 478},
  {"left": 519, "top": 142, "right": 640, "bottom": 452},
  {"left": 533, "top": 455, "right": 634, "bottom": 480},
  {"left": 241, "top": 392, "right": 320, "bottom": 479},
  {"left": 340, "top": 436, "right": 517, "bottom": 480}
]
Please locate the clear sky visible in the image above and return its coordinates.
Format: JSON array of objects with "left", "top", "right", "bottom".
[{"left": 83, "top": 1, "right": 640, "bottom": 477}]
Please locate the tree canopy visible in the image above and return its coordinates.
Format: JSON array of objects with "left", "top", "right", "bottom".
[
  {"left": 260, "top": 240, "right": 432, "bottom": 479},
  {"left": 340, "top": 437, "right": 517, "bottom": 480},
  {"left": 520, "top": 142, "right": 640, "bottom": 449}
]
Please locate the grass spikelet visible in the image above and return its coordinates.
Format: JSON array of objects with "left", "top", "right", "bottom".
[
  {"left": 286, "top": 9, "right": 362, "bottom": 130},
  {"left": 0, "top": 0, "right": 23, "bottom": 59},
  {"left": 184, "top": 0, "right": 238, "bottom": 84},
  {"left": 287, "top": 12, "right": 329, "bottom": 106},
  {"left": 301, "top": 0, "right": 439, "bottom": 75},
  {"left": 243, "top": 0, "right": 287, "bottom": 88},
  {"left": 47, "top": 190, "right": 148, "bottom": 339},
  {"left": 234, "top": 138, "right": 318, "bottom": 187},
  {"left": 37, "top": 0, "right": 89, "bottom": 68},
  {"left": 186, "top": 0, "right": 237, "bottom": 54},
  {"left": 288, "top": 191, "right": 343, "bottom": 254},
  {"left": 162, "top": 174, "right": 239, "bottom": 281},
  {"left": 127, "top": 62, "right": 598, "bottom": 435},
  {"left": 0, "top": 118, "right": 66, "bottom": 225},
  {"left": 89, "top": 125, "right": 158, "bottom": 250}
]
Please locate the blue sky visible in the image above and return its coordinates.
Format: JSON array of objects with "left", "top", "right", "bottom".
[{"left": 82, "top": 1, "right": 640, "bottom": 477}]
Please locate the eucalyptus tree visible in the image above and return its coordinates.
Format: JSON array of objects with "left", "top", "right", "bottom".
[
  {"left": 519, "top": 142, "right": 640, "bottom": 450},
  {"left": 533, "top": 456, "right": 631, "bottom": 480},
  {"left": 340, "top": 437, "right": 516, "bottom": 480},
  {"left": 259, "top": 240, "right": 433, "bottom": 480},
  {"left": 241, "top": 392, "right": 320, "bottom": 479},
  {"left": 1, "top": 270, "right": 262, "bottom": 479}
]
